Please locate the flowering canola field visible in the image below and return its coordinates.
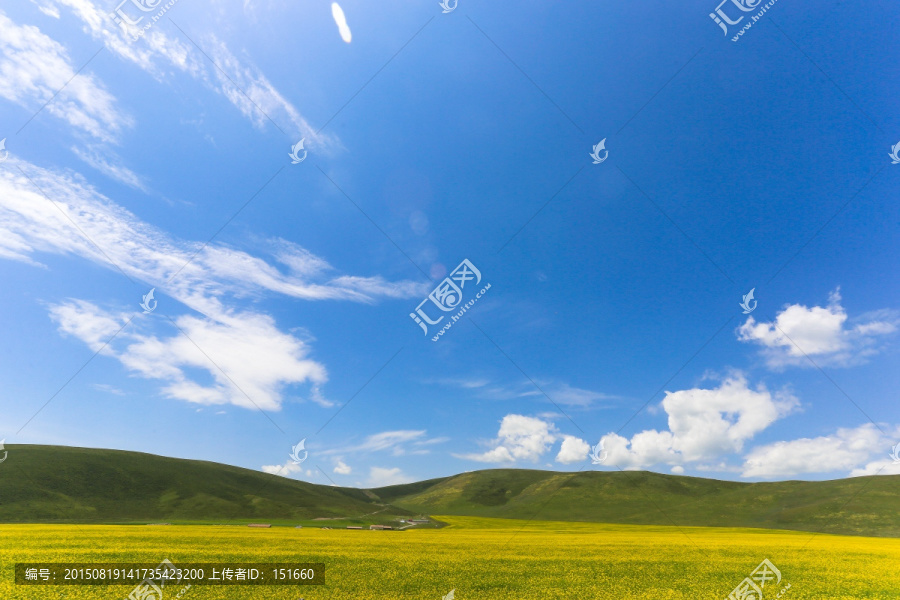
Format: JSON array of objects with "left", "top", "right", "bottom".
[{"left": 1, "top": 516, "right": 898, "bottom": 599}]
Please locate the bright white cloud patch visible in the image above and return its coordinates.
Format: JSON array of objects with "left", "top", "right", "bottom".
[
  {"left": 333, "top": 460, "right": 351, "bottom": 475},
  {"left": 458, "top": 414, "right": 557, "bottom": 463},
  {"left": 0, "top": 10, "right": 132, "bottom": 142},
  {"left": 741, "top": 423, "right": 900, "bottom": 478},
  {"left": 0, "top": 160, "right": 427, "bottom": 410},
  {"left": 261, "top": 461, "right": 305, "bottom": 477},
  {"left": 737, "top": 289, "right": 897, "bottom": 368},
  {"left": 599, "top": 374, "right": 798, "bottom": 470},
  {"left": 556, "top": 435, "right": 589, "bottom": 464},
  {"left": 331, "top": 3, "right": 352, "bottom": 43},
  {"left": 50, "top": 300, "right": 328, "bottom": 410}
]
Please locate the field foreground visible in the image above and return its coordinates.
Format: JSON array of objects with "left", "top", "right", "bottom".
[{"left": 1, "top": 517, "right": 898, "bottom": 599}]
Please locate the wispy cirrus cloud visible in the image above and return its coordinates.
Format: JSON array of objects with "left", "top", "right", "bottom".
[
  {"left": 436, "top": 377, "right": 617, "bottom": 408},
  {"left": 0, "top": 159, "right": 427, "bottom": 410},
  {"left": 39, "top": 0, "right": 338, "bottom": 149},
  {"left": 318, "top": 430, "right": 447, "bottom": 457},
  {"left": 0, "top": 10, "right": 132, "bottom": 142},
  {"left": 71, "top": 145, "right": 147, "bottom": 190},
  {"left": 0, "top": 160, "right": 429, "bottom": 305}
]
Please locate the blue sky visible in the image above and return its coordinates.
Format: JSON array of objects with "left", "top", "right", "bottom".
[{"left": 1, "top": 0, "right": 899, "bottom": 488}]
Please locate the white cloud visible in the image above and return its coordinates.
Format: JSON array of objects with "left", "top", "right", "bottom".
[
  {"left": 331, "top": 3, "right": 352, "bottom": 43},
  {"left": 366, "top": 467, "right": 412, "bottom": 487},
  {"left": 599, "top": 374, "right": 797, "bottom": 470},
  {"left": 333, "top": 460, "right": 351, "bottom": 475},
  {"left": 738, "top": 289, "right": 898, "bottom": 368},
  {"left": 556, "top": 435, "right": 589, "bottom": 464},
  {"left": 90, "top": 383, "right": 125, "bottom": 395},
  {"left": 0, "top": 10, "right": 132, "bottom": 142},
  {"left": 50, "top": 300, "right": 328, "bottom": 410},
  {"left": 1, "top": 160, "right": 426, "bottom": 410},
  {"left": 35, "top": 3, "right": 61, "bottom": 18},
  {"left": 261, "top": 461, "right": 305, "bottom": 477},
  {"left": 850, "top": 459, "right": 900, "bottom": 477},
  {"left": 0, "top": 161, "right": 427, "bottom": 302},
  {"left": 458, "top": 414, "right": 557, "bottom": 463},
  {"left": 71, "top": 145, "right": 146, "bottom": 190},
  {"left": 438, "top": 377, "right": 615, "bottom": 408},
  {"left": 37, "top": 0, "right": 338, "bottom": 148},
  {"left": 742, "top": 423, "right": 899, "bottom": 478},
  {"left": 671, "top": 465, "right": 684, "bottom": 474},
  {"left": 319, "top": 430, "right": 441, "bottom": 458}
]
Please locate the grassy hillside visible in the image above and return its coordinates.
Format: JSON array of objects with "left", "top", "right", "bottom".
[
  {"left": 370, "top": 468, "right": 900, "bottom": 537},
  {"left": 0, "top": 445, "right": 402, "bottom": 524},
  {"left": 2, "top": 446, "right": 898, "bottom": 536}
]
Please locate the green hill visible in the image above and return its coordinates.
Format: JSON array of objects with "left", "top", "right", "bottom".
[
  {"left": 370, "top": 468, "right": 900, "bottom": 537},
  {"left": 0, "top": 444, "right": 402, "bottom": 524},
  {"left": 2, "top": 446, "right": 899, "bottom": 536}
]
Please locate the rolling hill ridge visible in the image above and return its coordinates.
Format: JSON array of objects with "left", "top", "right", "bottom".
[{"left": 2, "top": 445, "right": 898, "bottom": 537}]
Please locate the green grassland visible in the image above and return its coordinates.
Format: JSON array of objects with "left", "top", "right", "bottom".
[
  {"left": 0, "top": 445, "right": 407, "bottom": 525},
  {"left": 1, "top": 517, "right": 898, "bottom": 599},
  {"left": 3, "top": 445, "right": 900, "bottom": 539},
  {"left": 372, "top": 468, "right": 900, "bottom": 537}
]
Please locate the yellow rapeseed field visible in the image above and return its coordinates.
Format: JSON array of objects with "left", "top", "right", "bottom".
[{"left": 1, "top": 517, "right": 898, "bottom": 599}]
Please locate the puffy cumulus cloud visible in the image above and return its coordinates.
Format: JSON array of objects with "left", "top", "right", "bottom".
[
  {"left": 737, "top": 289, "right": 898, "bottom": 368},
  {"left": 556, "top": 435, "right": 589, "bottom": 464},
  {"left": 333, "top": 460, "right": 351, "bottom": 475},
  {"left": 742, "top": 423, "right": 900, "bottom": 478},
  {"left": 457, "top": 414, "right": 557, "bottom": 463},
  {"left": 0, "top": 10, "right": 132, "bottom": 142},
  {"left": 599, "top": 374, "right": 797, "bottom": 470},
  {"left": 850, "top": 460, "right": 900, "bottom": 477},
  {"left": 366, "top": 467, "right": 412, "bottom": 487},
  {"left": 50, "top": 300, "right": 329, "bottom": 410}
]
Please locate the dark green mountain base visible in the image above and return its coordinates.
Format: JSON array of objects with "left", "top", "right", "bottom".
[{"left": 2, "top": 446, "right": 898, "bottom": 537}]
